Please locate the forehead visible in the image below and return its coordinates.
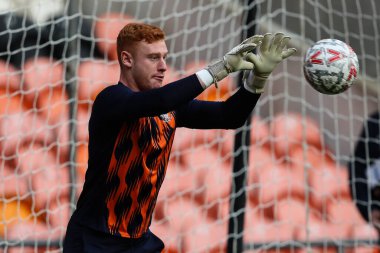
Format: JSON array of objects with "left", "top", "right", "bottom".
[{"left": 138, "top": 40, "right": 168, "bottom": 54}]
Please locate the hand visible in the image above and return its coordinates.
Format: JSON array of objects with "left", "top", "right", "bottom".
[
  {"left": 205, "top": 35, "right": 263, "bottom": 87},
  {"left": 244, "top": 33, "right": 297, "bottom": 93}
]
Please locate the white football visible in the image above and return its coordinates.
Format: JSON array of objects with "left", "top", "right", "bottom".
[{"left": 303, "top": 39, "right": 359, "bottom": 95}]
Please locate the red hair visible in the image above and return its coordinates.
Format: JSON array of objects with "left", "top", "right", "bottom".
[{"left": 117, "top": 23, "right": 165, "bottom": 64}]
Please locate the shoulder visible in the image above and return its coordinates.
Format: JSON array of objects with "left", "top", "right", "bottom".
[{"left": 94, "top": 83, "right": 132, "bottom": 103}]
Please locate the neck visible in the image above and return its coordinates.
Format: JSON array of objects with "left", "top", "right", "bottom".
[{"left": 119, "top": 72, "right": 139, "bottom": 91}]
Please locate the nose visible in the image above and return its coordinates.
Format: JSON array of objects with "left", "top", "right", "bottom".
[{"left": 158, "top": 58, "right": 167, "bottom": 72}]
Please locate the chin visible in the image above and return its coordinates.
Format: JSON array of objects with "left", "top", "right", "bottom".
[{"left": 152, "top": 82, "right": 163, "bottom": 89}]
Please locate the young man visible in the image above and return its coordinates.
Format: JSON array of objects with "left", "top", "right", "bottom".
[{"left": 63, "top": 23, "right": 296, "bottom": 252}]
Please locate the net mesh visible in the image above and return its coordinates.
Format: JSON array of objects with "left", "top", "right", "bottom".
[{"left": 0, "top": 0, "right": 379, "bottom": 252}]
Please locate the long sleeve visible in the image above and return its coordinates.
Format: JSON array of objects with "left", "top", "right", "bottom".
[{"left": 92, "top": 74, "right": 204, "bottom": 123}]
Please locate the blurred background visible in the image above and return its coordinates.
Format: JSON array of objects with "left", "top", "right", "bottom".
[{"left": 0, "top": 0, "right": 379, "bottom": 252}]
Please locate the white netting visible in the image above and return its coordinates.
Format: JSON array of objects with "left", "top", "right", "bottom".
[{"left": 0, "top": 0, "right": 379, "bottom": 252}]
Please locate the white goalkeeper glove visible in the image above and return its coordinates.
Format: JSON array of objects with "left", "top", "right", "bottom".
[
  {"left": 196, "top": 35, "right": 263, "bottom": 89},
  {"left": 243, "top": 33, "right": 297, "bottom": 94}
]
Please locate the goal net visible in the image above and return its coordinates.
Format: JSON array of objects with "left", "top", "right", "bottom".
[{"left": 0, "top": 0, "right": 379, "bottom": 252}]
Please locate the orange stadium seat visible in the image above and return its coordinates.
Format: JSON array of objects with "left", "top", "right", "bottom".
[
  {"left": 327, "top": 200, "right": 367, "bottom": 230},
  {"left": 76, "top": 108, "right": 90, "bottom": 142},
  {"left": 0, "top": 92, "right": 25, "bottom": 116},
  {"left": 95, "top": 12, "right": 135, "bottom": 60},
  {"left": 215, "top": 129, "right": 235, "bottom": 163},
  {"left": 245, "top": 198, "right": 295, "bottom": 251},
  {"left": 44, "top": 197, "right": 70, "bottom": 238},
  {"left": 244, "top": 219, "right": 295, "bottom": 252},
  {"left": 180, "top": 145, "right": 232, "bottom": 204},
  {"left": 7, "top": 220, "right": 60, "bottom": 253},
  {"left": 295, "top": 219, "right": 352, "bottom": 241},
  {"left": 77, "top": 60, "right": 119, "bottom": 105},
  {"left": 37, "top": 85, "right": 68, "bottom": 126},
  {"left": 170, "top": 128, "right": 218, "bottom": 155},
  {"left": 273, "top": 199, "right": 320, "bottom": 228},
  {"left": 347, "top": 223, "right": 379, "bottom": 253},
  {"left": 0, "top": 164, "right": 28, "bottom": 199},
  {"left": 0, "top": 60, "right": 21, "bottom": 92},
  {"left": 38, "top": 86, "right": 71, "bottom": 160},
  {"left": 17, "top": 144, "right": 69, "bottom": 211},
  {"left": 270, "top": 113, "right": 323, "bottom": 158},
  {"left": 250, "top": 116, "right": 270, "bottom": 148},
  {"left": 30, "top": 166, "right": 69, "bottom": 212},
  {"left": 0, "top": 200, "right": 32, "bottom": 237},
  {"left": 22, "top": 57, "right": 64, "bottom": 108},
  {"left": 256, "top": 164, "right": 305, "bottom": 208},
  {"left": 182, "top": 213, "right": 228, "bottom": 253},
  {"left": 161, "top": 198, "right": 204, "bottom": 232},
  {"left": 154, "top": 162, "right": 199, "bottom": 220},
  {"left": 246, "top": 147, "right": 274, "bottom": 205},
  {"left": 308, "top": 163, "right": 350, "bottom": 211},
  {"left": 180, "top": 140, "right": 226, "bottom": 171},
  {"left": 290, "top": 146, "right": 336, "bottom": 173},
  {"left": 294, "top": 220, "right": 351, "bottom": 253},
  {"left": 0, "top": 111, "right": 55, "bottom": 159},
  {"left": 149, "top": 222, "right": 182, "bottom": 253},
  {"left": 76, "top": 142, "right": 88, "bottom": 177},
  {"left": 196, "top": 160, "right": 231, "bottom": 207}
]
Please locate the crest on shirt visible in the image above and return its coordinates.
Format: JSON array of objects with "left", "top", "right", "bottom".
[{"left": 159, "top": 113, "right": 172, "bottom": 122}]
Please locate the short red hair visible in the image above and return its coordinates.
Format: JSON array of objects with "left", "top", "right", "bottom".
[{"left": 117, "top": 23, "right": 165, "bottom": 64}]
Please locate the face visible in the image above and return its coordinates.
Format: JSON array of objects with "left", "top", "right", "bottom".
[{"left": 123, "top": 40, "right": 168, "bottom": 91}]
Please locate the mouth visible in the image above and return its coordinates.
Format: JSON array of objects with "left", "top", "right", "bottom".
[{"left": 153, "top": 75, "right": 164, "bottom": 82}]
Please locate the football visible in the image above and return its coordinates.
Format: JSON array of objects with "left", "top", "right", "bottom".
[{"left": 303, "top": 39, "right": 359, "bottom": 95}]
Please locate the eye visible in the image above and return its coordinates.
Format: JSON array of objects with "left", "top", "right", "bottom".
[{"left": 149, "top": 55, "right": 160, "bottom": 61}]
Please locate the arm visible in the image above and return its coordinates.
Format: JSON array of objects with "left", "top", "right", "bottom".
[
  {"left": 175, "top": 87, "right": 260, "bottom": 129},
  {"left": 349, "top": 111, "right": 380, "bottom": 222},
  {"left": 93, "top": 74, "right": 204, "bottom": 121}
]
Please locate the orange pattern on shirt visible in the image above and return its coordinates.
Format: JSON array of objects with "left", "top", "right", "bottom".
[{"left": 105, "top": 112, "right": 176, "bottom": 238}]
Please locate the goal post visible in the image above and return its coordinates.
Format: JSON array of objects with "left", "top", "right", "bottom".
[{"left": 0, "top": 0, "right": 379, "bottom": 252}]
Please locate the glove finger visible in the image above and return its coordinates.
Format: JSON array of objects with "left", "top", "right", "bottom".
[
  {"left": 260, "top": 33, "right": 272, "bottom": 53},
  {"left": 271, "top": 32, "right": 284, "bottom": 52},
  {"left": 239, "top": 60, "right": 254, "bottom": 70},
  {"left": 281, "top": 48, "right": 297, "bottom": 59},
  {"left": 245, "top": 52, "right": 259, "bottom": 65},
  {"left": 235, "top": 43, "right": 258, "bottom": 55},
  {"left": 276, "top": 36, "right": 291, "bottom": 54},
  {"left": 244, "top": 35, "right": 264, "bottom": 45}
]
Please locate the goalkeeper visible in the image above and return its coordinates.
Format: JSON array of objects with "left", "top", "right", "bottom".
[{"left": 63, "top": 23, "right": 296, "bottom": 253}]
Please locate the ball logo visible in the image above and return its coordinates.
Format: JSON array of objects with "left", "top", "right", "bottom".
[{"left": 326, "top": 49, "right": 343, "bottom": 63}]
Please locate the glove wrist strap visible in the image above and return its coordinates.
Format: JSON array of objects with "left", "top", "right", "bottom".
[{"left": 207, "top": 59, "right": 229, "bottom": 87}]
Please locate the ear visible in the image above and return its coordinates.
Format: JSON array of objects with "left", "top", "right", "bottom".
[{"left": 121, "top": 51, "right": 133, "bottom": 67}]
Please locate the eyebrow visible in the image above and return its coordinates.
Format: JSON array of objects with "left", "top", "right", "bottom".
[{"left": 147, "top": 52, "right": 168, "bottom": 58}]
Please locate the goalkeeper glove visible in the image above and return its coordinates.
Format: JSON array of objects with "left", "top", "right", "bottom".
[
  {"left": 243, "top": 32, "right": 297, "bottom": 94},
  {"left": 196, "top": 35, "right": 263, "bottom": 89}
]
